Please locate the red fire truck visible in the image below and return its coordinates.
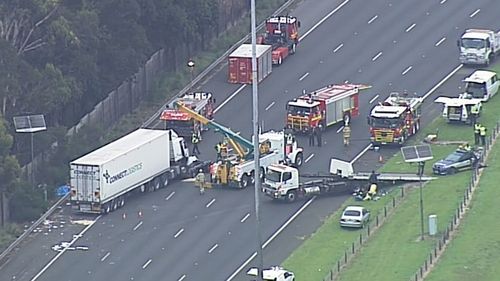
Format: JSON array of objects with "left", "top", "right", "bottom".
[
  {"left": 160, "top": 92, "right": 215, "bottom": 138},
  {"left": 286, "top": 84, "right": 370, "bottom": 133},
  {"left": 368, "top": 92, "right": 423, "bottom": 145},
  {"left": 257, "top": 16, "right": 300, "bottom": 65}
]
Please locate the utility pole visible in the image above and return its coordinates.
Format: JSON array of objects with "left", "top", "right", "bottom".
[{"left": 251, "top": 0, "right": 264, "bottom": 279}]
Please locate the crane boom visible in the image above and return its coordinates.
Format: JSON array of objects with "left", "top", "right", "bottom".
[{"left": 175, "top": 101, "right": 254, "bottom": 158}]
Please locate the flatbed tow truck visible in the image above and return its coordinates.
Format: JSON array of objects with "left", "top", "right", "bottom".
[{"left": 262, "top": 158, "right": 435, "bottom": 202}]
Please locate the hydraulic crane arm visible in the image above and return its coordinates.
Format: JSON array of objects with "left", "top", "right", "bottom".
[{"left": 175, "top": 101, "right": 254, "bottom": 158}]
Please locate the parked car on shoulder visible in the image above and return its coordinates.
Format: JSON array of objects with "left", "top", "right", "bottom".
[
  {"left": 340, "top": 206, "right": 370, "bottom": 228},
  {"left": 432, "top": 147, "right": 483, "bottom": 175}
]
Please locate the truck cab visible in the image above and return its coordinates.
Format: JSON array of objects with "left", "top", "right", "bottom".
[
  {"left": 258, "top": 16, "right": 300, "bottom": 65},
  {"left": 247, "top": 266, "right": 295, "bottom": 281},
  {"left": 258, "top": 131, "right": 304, "bottom": 167},
  {"left": 458, "top": 29, "right": 500, "bottom": 65},
  {"left": 463, "top": 70, "right": 499, "bottom": 101},
  {"left": 264, "top": 164, "right": 300, "bottom": 198},
  {"left": 286, "top": 98, "right": 322, "bottom": 132}
]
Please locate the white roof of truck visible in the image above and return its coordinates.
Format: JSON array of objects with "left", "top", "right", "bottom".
[
  {"left": 464, "top": 70, "right": 497, "bottom": 83},
  {"left": 71, "top": 129, "right": 168, "bottom": 166},
  {"left": 267, "top": 16, "right": 297, "bottom": 24},
  {"left": 370, "top": 105, "right": 407, "bottom": 118},
  {"left": 462, "top": 31, "right": 490, "bottom": 40},
  {"left": 229, "top": 44, "right": 272, "bottom": 58}
]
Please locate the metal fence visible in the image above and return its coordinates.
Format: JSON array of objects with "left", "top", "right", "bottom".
[
  {"left": 408, "top": 121, "right": 500, "bottom": 281},
  {"left": 322, "top": 185, "right": 411, "bottom": 281}
]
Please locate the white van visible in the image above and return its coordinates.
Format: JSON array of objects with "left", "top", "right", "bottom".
[{"left": 463, "top": 70, "right": 499, "bottom": 102}]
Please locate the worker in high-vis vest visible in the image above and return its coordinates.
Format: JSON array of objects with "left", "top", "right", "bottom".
[
  {"left": 191, "top": 132, "right": 200, "bottom": 155},
  {"left": 470, "top": 103, "right": 480, "bottom": 125},
  {"left": 479, "top": 124, "right": 487, "bottom": 146},
  {"left": 343, "top": 125, "right": 351, "bottom": 146},
  {"left": 195, "top": 169, "right": 206, "bottom": 195},
  {"left": 474, "top": 123, "right": 481, "bottom": 145}
]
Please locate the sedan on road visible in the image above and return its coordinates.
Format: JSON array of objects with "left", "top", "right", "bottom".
[{"left": 340, "top": 206, "right": 370, "bottom": 228}]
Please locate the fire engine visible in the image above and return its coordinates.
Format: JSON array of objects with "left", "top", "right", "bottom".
[
  {"left": 368, "top": 92, "right": 423, "bottom": 145},
  {"left": 160, "top": 92, "right": 215, "bottom": 138},
  {"left": 257, "top": 15, "right": 300, "bottom": 65},
  {"left": 286, "top": 83, "right": 371, "bottom": 133}
]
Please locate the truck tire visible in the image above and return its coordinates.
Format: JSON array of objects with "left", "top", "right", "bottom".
[
  {"left": 153, "top": 177, "right": 161, "bottom": 190},
  {"left": 103, "top": 203, "right": 111, "bottom": 214},
  {"left": 294, "top": 152, "right": 304, "bottom": 167},
  {"left": 260, "top": 167, "right": 265, "bottom": 180},
  {"left": 162, "top": 174, "right": 169, "bottom": 188},
  {"left": 112, "top": 199, "right": 118, "bottom": 211},
  {"left": 291, "top": 43, "right": 296, "bottom": 54},
  {"left": 240, "top": 174, "right": 250, "bottom": 188},
  {"left": 286, "top": 191, "right": 297, "bottom": 203},
  {"left": 119, "top": 196, "right": 125, "bottom": 208},
  {"left": 278, "top": 56, "right": 283, "bottom": 65},
  {"left": 250, "top": 171, "right": 256, "bottom": 184}
]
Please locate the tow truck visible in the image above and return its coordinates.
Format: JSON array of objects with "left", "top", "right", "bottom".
[
  {"left": 160, "top": 92, "right": 215, "bottom": 138},
  {"left": 175, "top": 102, "right": 304, "bottom": 188},
  {"left": 257, "top": 15, "right": 300, "bottom": 65},
  {"left": 262, "top": 158, "right": 435, "bottom": 202},
  {"left": 368, "top": 92, "right": 423, "bottom": 146},
  {"left": 458, "top": 29, "right": 500, "bottom": 65},
  {"left": 434, "top": 93, "right": 482, "bottom": 124},
  {"left": 286, "top": 83, "right": 371, "bottom": 133}
]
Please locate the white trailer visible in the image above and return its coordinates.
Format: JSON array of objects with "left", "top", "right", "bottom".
[{"left": 70, "top": 129, "right": 208, "bottom": 213}]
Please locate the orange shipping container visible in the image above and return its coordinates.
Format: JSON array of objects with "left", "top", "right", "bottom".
[{"left": 228, "top": 44, "right": 272, "bottom": 84}]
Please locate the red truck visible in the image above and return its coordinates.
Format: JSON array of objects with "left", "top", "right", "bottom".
[{"left": 257, "top": 16, "right": 300, "bottom": 65}]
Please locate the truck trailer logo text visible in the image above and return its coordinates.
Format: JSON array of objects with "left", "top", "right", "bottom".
[{"left": 103, "top": 163, "right": 143, "bottom": 184}]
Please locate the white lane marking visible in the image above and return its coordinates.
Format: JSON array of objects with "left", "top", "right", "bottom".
[
  {"left": 133, "top": 221, "right": 143, "bottom": 231},
  {"left": 405, "top": 23, "right": 416, "bottom": 33},
  {"left": 336, "top": 126, "right": 344, "bottom": 133},
  {"left": 300, "top": 0, "right": 351, "bottom": 41},
  {"left": 214, "top": 85, "right": 246, "bottom": 113},
  {"left": 31, "top": 216, "right": 101, "bottom": 281},
  {"left": 240, "top": 213, "right": 250, "bottom": 223},
  {"left": 208, "top": 244, "right": 219, "bottom": 254},
  {"left": 333, "top": 43, "right": 344, "bottom": 53},
  {"left": 368, "top": 15, "right": 378, "bottom": 24},
  {"left": 178, "top": 275, "right": 187, "bottom": 281},
  {"left": 100, "top": 252, "right": 111, "bottom": 262},
  {"left": 174, "top": 228, "right": 184, "bottom": 238},
  {"left": 435, "top": 37, "right": 446, "bottom": 47},
  {"left": 305, "top": 154, "right": 315, "bottom": 163},
  {"left": 165, "top": 191, "right": 175, "bottom": 200},
  {"left": 206, "top": 198, "right": 216, "bottom": 208},
  {"left": 423, "top": 64, "right": 462, "bottom": 99},
  {"left": 440, "top": 0, "right": 447, "bottom": 4},
  {"left": 369, "top": 94, "right": 379, "bottom": 104},
  {"left": 226, "top": 198, "right": 316, "bottom": 281},
  {"left": 265, "top": 101, "right": 276, "bottom": 111},
  {"left": 402, "top": 66, "right": 413, "bottom": 76},
  {"left": 142, "top": 259, "right": 152, "bottom": 269},
  {"left": 350, "top": 144, "right": 372, "bottom": 164},
  {"left": 299, "top": 72, "right": 310, "bottom": 81},
  {"left": 469, "top": 9, "right": 480, "bottom": 18},
  {"left": 372, "top": 52, "right": 382, "bottom": 61}
]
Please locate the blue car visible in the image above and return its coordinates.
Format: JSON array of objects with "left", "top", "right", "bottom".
[{"left": 432, "top": 148, "right": 482, "bottom": 175}]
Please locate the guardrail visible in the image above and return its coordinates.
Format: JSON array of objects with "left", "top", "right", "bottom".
[
  {"left": 142, "top": 0, "right": 298, "bottom": 128},
  {"left": 0, "top": 193, "right": 69, "bottom": 265}
]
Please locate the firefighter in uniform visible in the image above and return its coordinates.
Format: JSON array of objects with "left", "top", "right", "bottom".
[
  {"left": 479, "top": 124, "right": 487, "bottom": 146},
  {"left": 309, "top": 127, "right": 316, "bottom": 146},
  {"left": 470, "top": 103, "right": 480, "bottom": 125},
  {"left": 191, "top": 132, "right": 200, "bottom": 155},
  {"left": 474, "top": 123, "right": 481, "bottom": 145},
  {"left": 215, "top": 142, "right": 222, "bottom": 161},
  {"left": 343, "top": 124, "right": 351, "bottom": 146},
  {"left": 316, "top": 124, "right": 323, "bottom": 147},
  {"left": 195, "top": 169, "right": 206, "bottom": 195}
]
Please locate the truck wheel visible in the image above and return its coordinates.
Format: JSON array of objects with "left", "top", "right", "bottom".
[
  {"left": 119, "top": 196, "right": 125, "bottom": 208},
  {"left": 153, "top": 177, "right": 161, "bottom": 190},
  {"left": 240, "top": 174, "right": 250, "bottom": 188},
  {"left": 112, "top": 199, "right": 118, "bottom": 211},
  {"left": 103, "top": 203, "right": 111, "bottom": 214},
  {"left": 291, "top": 43, "right": 296, "bottom": 54},
  {"left": 260, "top": 167, "right": 265, "bottom": 180},
  {"left": 250, "top": 171, "right": 256, "bottom": 184},
  {"left": 286, "top": 191, "right": 297, "bottom": 203},
  {"left": 294, "top": 152, "right": 303, "bottom": 167},
  {"left": 278, "top": 56, "right": 283, "bottom": 65},
  {"left": 140, "top": 184, "right": 146, "bottom": 193},
  {"left": 162, "top": 174, "right": 169, "bottom": 188}
]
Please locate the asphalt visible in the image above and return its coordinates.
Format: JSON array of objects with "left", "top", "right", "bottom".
[{"left": 1, "top": 0, "right": 500, "bottom": 280}]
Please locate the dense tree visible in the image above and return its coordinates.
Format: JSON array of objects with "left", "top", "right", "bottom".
[{"left": 0, "top": 119, "right": 21, "bottom": 196}]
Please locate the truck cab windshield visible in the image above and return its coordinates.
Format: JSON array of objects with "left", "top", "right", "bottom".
[
  {"left": 466, "top": 82, "right": 487, "bottom": 99},
  {"left": 370, "top": 117, "right": 401, "bottom": 129},
  {"left": 266, "top": 170, "right": 282, "bottom": 182},
  {"left": 461, "top": 38, "right": 486, "bottom": 49},
  {"left": 287, "top": 105, "right": 317, "bottom": 116}
]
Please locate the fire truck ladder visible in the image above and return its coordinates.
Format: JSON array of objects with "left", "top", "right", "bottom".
[{"left": 175, "top": 102, "right": 254, "bottom": 160}]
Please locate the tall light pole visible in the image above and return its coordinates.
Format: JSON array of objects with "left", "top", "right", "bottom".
[{"left": 250, "top": 0, "right": 264, "bottom": 279}]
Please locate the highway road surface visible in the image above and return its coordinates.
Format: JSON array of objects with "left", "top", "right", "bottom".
[{"left": 1, "top": 0, "right": 499, "bottom": 280}]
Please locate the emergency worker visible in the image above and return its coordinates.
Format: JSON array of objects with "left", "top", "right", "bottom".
[
  {"left": 309, "top": 127, "right": 316, "bottom": 146},
  {"left": 195, "top": 169, "right": 205, "bottom": 195},
  {"left": 474, "top": 123, "right": 481, "bottom": 145},
  {"left": 470, "top": 103, "right": 480, "bottom": 125},
  {"left": 316, "top": 124, "right": 323, "bottom": 147},
  {"left": 191, "top": 132, "right": 200, "bottom": 155},
  {"left": 343, "top": 125, "right": 351, "bottom": 146},
  {"left": 215, "top": 142, "right": 222, "bottom": 160},
  {"left": 480, "top": 124, "right": 487, "bottom": 146}
]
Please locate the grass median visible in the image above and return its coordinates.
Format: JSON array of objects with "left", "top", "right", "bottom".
[{"left": 283, "top": 65, "right": 500, "bottom": 280}]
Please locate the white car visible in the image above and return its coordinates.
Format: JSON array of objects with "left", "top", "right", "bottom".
[
  {"left": 247, "top": 266, "right": 295, "bottom": 281},
  {"left": 340, "top": 206, "right": 370, "bottom": 228}
]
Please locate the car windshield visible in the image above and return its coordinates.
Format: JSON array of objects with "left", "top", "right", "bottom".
[
  {"left": 266, "top": 170, "right": 282, "bottom": 182},
  {"left": 461, "top": 38, "right": 486, "bottom": 49},
  {"left": 466, "top": 82, "right": 487, "bottom": 99},
  {"left": 370, "top": 117, "right": 401, "bottom": 129},
  {"left": 444, "top": 152, "right": 464, "bottom": 162},
  {"left": 343, "top": 210, "right": 361, "bottom": 217},
  {"left": 287, "top": 105, "right": 315, "bottom": 116}
]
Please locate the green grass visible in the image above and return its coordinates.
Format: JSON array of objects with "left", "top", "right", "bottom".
[{"left": 282, "top": 67, "right": 500, "bottom": 280}]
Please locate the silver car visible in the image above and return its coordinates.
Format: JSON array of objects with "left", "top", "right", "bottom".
[{"left": 340, "top": 206, "right": 370, "bottom": 228}]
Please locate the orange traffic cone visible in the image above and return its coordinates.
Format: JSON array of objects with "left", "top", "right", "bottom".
[{"left": 378, "top": 154, "right": 384, "bottom": 163}]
